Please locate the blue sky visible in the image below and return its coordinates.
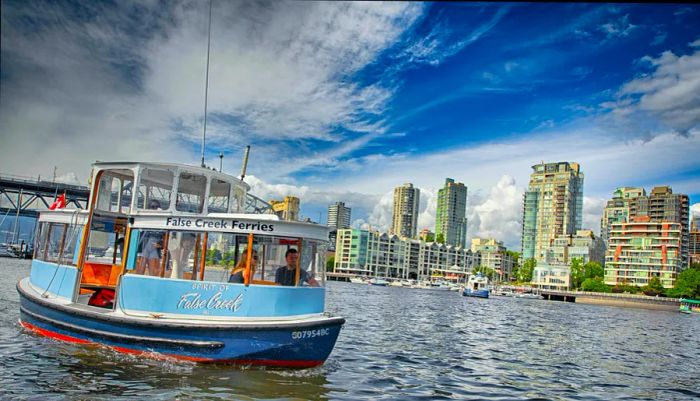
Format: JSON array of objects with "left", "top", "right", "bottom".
[{"left": 1, "top": 2, "right": 699, "bottom": 249}]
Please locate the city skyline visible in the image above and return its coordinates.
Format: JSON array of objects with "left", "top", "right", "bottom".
[{"left": 1, "top": 2, "right": 699, "bottom": 250}]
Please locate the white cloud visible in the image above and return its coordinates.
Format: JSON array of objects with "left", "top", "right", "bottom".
[
  {"left": 691, "top": 203, "right": 700, "bottom": 222},
  {"left": 599, "top": 14, "right": 636, "bottom": 39},
  {"left": 467, "top": 175, "right": 523, "bottom": 249},
  {"left": 0, "top": 2, "right": 425, "bottom": 182},
  {"left": 606, "top": 45, "right": 700, "bottom": 134}
]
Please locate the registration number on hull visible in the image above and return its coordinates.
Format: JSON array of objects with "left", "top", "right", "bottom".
[{"left": 291, "top": 328, "right": 330, "bottom": 339}]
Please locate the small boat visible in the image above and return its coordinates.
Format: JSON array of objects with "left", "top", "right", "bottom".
[
  {"left": 368, "top": 278, "right": 388, "bottom": 286},
  {"left": 462, "top": 273, "right": 489, "bottom": 298},
  {"left": 18, "top": 162, "right": 344, "bottom": 368},
  {"left": 349, "top": 276, "right": 366, "bottom": 284},
  {"left": 679, "top": 298, "right": 700, "bottom": 314},
  {"left": 516, "top": 292, "right": 544, "bottom": 300}
]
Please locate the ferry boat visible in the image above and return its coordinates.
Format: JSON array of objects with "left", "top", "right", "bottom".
[
  {"left": 679, "top": 298, "right": 700, "bottom": 314},
  {"left": 462, "top": 273, "right": 489, "bottom": 299},
  {"left": 17, "top": 162, "right": 344, "bottom": 368}
]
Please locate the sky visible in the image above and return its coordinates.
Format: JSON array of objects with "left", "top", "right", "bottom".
[{"left": 1, "top": 1, "right": 699, "bottom": 250}]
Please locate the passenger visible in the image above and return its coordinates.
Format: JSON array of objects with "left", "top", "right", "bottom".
[
  {"left": 168, "top": 232, "right": 196, "bottom": 279},
  {"left": 135, "top": 200, "right": 165, "bottom": 276},
  {"left": 228, "top": 249, "right": 259, "bottom": 283},
  {"left": 275, "top": 248, "right": 319, "bottom": 287}
]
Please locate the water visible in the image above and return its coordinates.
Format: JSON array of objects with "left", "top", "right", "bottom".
[{"left": 2, "top": 258, "right": 698, "bottom": 400}]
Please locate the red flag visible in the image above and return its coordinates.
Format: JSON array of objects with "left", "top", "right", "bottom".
[{"left": 49, "top": 194, "right": 67, "bottom": 210}]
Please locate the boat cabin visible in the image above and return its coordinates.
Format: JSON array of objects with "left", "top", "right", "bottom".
[{"left": 30, "top": 162, "right": 329, "bottom": 318}]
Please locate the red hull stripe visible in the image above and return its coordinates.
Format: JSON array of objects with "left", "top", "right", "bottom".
[{"left": 19, "top": 320, "right": 323, "bottom": 368}]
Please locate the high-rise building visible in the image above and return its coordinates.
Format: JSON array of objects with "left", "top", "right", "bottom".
[
  {"left": 521, "top": 161, "right": 584, "bottom": 262},
  {"left": 690, "top": 217, "right": 700, "bottom": 265},
  {"left": 435, "top": 178, "right": 468, "bottom": 248},
  {"left": 604, "top": 216, "right": 682, "bottom": 288},
  {"left": 391, "top": 183, "right": 420, "bottom": 239},
  {"left": 327, "top": 201, "right": 351, "bottom": 252},
  {"left": 638, "top": 186, "right": 690, "bottom": 268},
  {"left": 328, "top": 201, "right": 351, "bottom": 230},
  {"left": 600, "top": 187, "right": 646, "bottom": 244},
  {"left": 269, "top": 196, "right": 299, "bottom": 221}
]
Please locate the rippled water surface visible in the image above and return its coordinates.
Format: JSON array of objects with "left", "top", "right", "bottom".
[{"left": 2, "top": 258, "right": 698, "bottom": 400}]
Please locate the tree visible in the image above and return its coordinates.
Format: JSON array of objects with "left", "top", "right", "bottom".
[
  {"left": 326, "top": 256, "right": 335, "bottom": 272},
  {"left": 206, "top": 249, "right": 222, "bottom": 265},
  {"left": 505, "top": 250, "right": 520, "bottom": 281},
  {"left": 642, "top": 276, "right": 665, "bottom": 296},
  {"left": 518, "top": 258, "right": 536, "bottom": 282},
  {"left": 570, "top": 258, "right": 584, "bottom": 289},
  {"left": 435, "top": 233, "right": 445, "bottom": 244},
  {"left": 581, "top": 277, "right": 610, "bottom": 292},
  {"left": 667, "top": 267, "right": 700, "bottom": 299},
  {"left": 473, "top": 266, "right": 496, "bottom": 280}
]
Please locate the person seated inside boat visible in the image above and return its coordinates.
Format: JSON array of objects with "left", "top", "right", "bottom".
[
  {"left": 136, "top": 230, "right": 165, "bottom": 276},
  {"left": 275, "top": 248, "right": 319, "bottom": 287},
  {"left": 148, "top": 199, "right": 162, "bottom": 210},
  {"left": 167, "top": 232, "right": 196, "bottom": 279},
  {"left": 228, "top": 249, "right": 258, "bottom": 283}
]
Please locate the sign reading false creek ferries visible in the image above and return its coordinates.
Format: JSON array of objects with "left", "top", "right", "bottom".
[
  {"left": 130, "top": 214, "right": 329, "bottom": 241},
  {"left": 166, "top": 217, "right": 275, "bottom": 232}
]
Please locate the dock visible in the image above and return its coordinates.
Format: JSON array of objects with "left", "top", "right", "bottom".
[{"left": 541, "top": 290, "right": 680, "bottom": 311}]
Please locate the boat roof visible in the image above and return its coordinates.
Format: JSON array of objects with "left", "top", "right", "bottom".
[{"left": 92, "top": 161, "right": 250, "bottom": 191}]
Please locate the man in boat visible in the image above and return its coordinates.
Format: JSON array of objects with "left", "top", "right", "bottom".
[{"left": 274, "top": 248, "right": 320, "bottom": 287}]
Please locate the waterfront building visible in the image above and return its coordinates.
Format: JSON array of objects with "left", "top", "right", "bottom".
[
  {"left": 604, "top": 216, "right": 682, "bottom": 288},
  {"left": 521, "top": 161, "right": 584, "bottom": 262},
  {"left": 269, "top": 196, "right": 299, "bottom": 221},
  {"left": 435, "top": 178, "right": 468, "bottom": 248},
  {"left": 333, "top": 229, "right": 370, "bottom": 276},
  {"left": 531, "top": 265, "right": 571, "bottom": 291},
  {"left": 600, "top": 187, "right": 646, "bottom": 244},
  {"left": 470, "top": 238, "right": 514, "bottom": 281},
  {"left": 333, "top": 228, "right": 474, "bottom": 280},
  {"left": 328, "top": 201, "right": 351, "bottom": 252},
  {"left": 543, "top": 230, "right": 605, "bottom": 266},
  {"left": 391, "top": 183, "right": 420, "bottom": 239},
  {"left": 637, "top": 186, "right": 690, "bottom": 268}
]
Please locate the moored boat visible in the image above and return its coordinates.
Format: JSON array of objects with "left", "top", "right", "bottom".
[
  {"left": 679, "top": 298, "right": 700, "bottom": 314},
  {"left": 462, "top": 273, "right": 489, "bottom": 299},
  {"left": 17, "top": 162, "right": 344, "bottom": 368}
]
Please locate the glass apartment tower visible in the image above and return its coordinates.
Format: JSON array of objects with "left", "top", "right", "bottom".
[
  {"left": 391, "top": 183, "right": 420, "bottom": 239},
  {"left": 521, "top": 162, "right": 584, "bottom": 262},
  {"left": 435, "top": 178, "right": 468, "bottom": 248}
]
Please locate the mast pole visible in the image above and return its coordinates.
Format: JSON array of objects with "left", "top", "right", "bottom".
[{"left": 201, "top": 0, "right": 213, "bottom": 168}]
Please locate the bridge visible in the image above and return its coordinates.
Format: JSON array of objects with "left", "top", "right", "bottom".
[{"left": 0, "top": 174, "right": 89, "bottom": 219}]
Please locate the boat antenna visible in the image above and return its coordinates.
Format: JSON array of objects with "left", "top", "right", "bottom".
[
  {"left": 200, "top": 0, "right": 213, "bottom": 168},
  {"left": 240, "top": 145, "right": 250, "bottom": 181}
]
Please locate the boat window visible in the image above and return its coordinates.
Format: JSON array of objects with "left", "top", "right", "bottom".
[
  {"left": 202, "top": 235, "right": 326, "bottom": 287},
  {"left": 134, "top": 229, "right": 168, "bottom": 277},
  {"left": 95, "top": 169, "right": 134, "bottom": 213},
  {"left": 208, "top": 178, "right": 230, "bottom": 213},
  {"left": 33, "top": 221, "right": 49, "bottom": 260},
  {"left": 60, "top": 224, "right": 82, "bottom": 266},
  {"left": 85, "top": 216, "right": 126, "bottom": 266},
  {"left": 130, "top": 229, "right": 206, "bottom": 280},
  {"left": 176, "top": 172, "right": 207, "bottom": 213},
  {"left": 45, "top": 223, "right": 67, "bottom": 263},
  {"left": 137, "top": 168, "right": 174, "bottom": 210}
]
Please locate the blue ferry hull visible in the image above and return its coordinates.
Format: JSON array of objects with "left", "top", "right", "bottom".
[
  {"left": 462, "top": 288, "right": 489, "bottom": 299},
  {"left": 18, "top": 281, "right": 344, "bottom": 367}
]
